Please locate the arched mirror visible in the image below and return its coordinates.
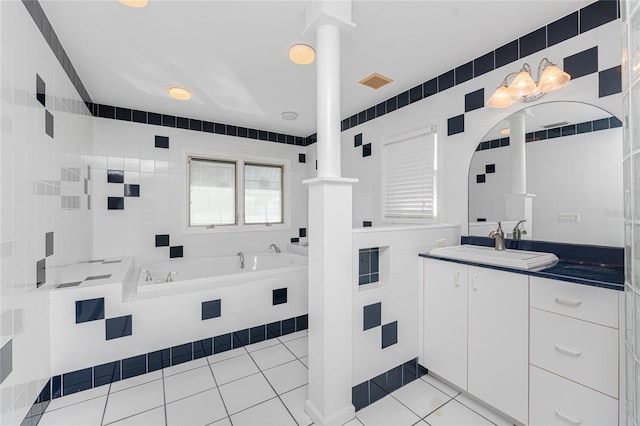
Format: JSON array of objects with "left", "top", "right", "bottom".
[{"left": 468, "top": 101, "right": 623, "bottom": 247}]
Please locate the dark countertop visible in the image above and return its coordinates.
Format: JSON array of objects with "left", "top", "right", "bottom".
[{"left": 420, "top": 253, "right": 624, "bottom": 291}]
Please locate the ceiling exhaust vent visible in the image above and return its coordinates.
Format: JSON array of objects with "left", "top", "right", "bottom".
[
  {"left": 359, "top": 73, "right": 393, "bottom": 90},
  {"left": 541, "top": 121, "right": 570, "bottom": 129}
]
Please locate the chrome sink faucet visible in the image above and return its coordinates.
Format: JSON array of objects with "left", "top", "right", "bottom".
[
  {"left": 269, "top": 244, "right": 281, "bottom": 253},
  {"left": 512, "top": 220, "right": 528, "bottom": 240},
  {"left": 237, "top": 252, "right": 245, "bottom": 269},
  {"left": 488, "top": 221, "right": 506, "bottom": 251}
]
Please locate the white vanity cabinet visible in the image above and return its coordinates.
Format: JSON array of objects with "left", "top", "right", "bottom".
[{"left": 423, "top": 259, "right": 529, "bottom": 424}]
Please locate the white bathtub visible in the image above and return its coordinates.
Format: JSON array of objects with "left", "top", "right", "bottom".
[{"left": 137, "top": 252, "right": 308, "bottom": 294}]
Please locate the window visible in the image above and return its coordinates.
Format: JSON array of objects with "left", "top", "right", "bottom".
[
  {"left": 383, "top": 126, "right": 438, "bottom": 220},
  {"left": 188, "top": 156, "right": 285, "bottom": 228}
]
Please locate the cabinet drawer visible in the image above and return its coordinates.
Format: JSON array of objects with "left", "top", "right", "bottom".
[
  {"left": 530, "top": 276, "right": 618, "bottom": 328},
  {"left": 530, "top": 308, "right": 618, "bottom": 398},
  {"left": 530, "top": 365, "right": 618, "bottom": 426}
]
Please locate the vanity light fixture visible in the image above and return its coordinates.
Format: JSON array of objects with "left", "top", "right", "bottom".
[
  {"left": 117, "top": 0, "right": 148, "bottom": 8},
  {"left": 168, "top": 86, "right": 192, "bottom": 101},
  {"left": 289, "top": 44, "right": 315, "bottom": 65},
  {"left": 487, "top": 58, "right": 571, "bottom": 108}
]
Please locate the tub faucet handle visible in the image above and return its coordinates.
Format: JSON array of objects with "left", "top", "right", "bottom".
[
  {"left": 165, "top": 271, "right": 177, "bottom": 282},
  {"left": 142, "top": 270, "right": 153, "bottom": 281},
  {"left": 237, "top": 252, "right": 245, "bottom": 269}
]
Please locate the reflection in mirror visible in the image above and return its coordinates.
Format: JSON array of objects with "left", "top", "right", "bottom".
[{"left": 468, "top": 102, "right": 623, "bottom": 247}]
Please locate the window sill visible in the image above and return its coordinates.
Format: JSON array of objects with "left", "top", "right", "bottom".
[{"left": 182, "top": 223, "right": 290, "bottom": 235}]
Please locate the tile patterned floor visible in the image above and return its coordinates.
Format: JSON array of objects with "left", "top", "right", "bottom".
[{"left": 39, "top": 331, "right": 513, "bottom": 426}]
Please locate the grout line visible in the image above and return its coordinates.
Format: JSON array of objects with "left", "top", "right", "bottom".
[
  {"left": 389, "top": 387, "right": 451, "bottom": 421},
  {"left": 99, "top": 382, "right": 112, "bottom": 426},
  {"left": 418, "top": 397, "right": 455, "bottom": 423},
  {"left": 205, "top": 347, "right": 235, "bottom": 425},
  {"left": 101, "top": 405, "right": 165, "bottom": 426},
  {"left": 452, "top": 395, "right": 503, "bottom": 426},
  {"left": 161, "top": 367, "right": 168, "bottom": 426}
]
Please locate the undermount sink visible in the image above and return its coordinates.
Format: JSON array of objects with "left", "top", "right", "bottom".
[{"left": 429, "top": 245, "right": 559, "bottom": 271}]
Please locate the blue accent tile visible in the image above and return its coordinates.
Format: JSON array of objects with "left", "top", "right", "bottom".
[
  {"left": 108, "top": 197, "right": 124, "bottom": 210},
  {"left": 358, "top": 111, "right": 366, "bottom": 124},
  {"left": 75, "top": 298, "right": 104, "bottom": 323},
  {"left": 36, "top": 74, "right": 46, "bottom": 107},
  {"left": 495, "top": 40, "right": 518, "bottom": 68},
  {"left": 203, "top": 122, "right": 214, "bottom": 133},
  {"left": 548, "top": 12, "right": 578, "bottom": 46},
  {"left": 382, "top": 321, "right": 398, "bottom": 349},
  {"left": 354, "top": 133, "right": 363, "bottom": 147},
  {"left": 98, "top": 105, "right": 115, "bottom": 119},
  {"left": 363, "top": 143, "right": 372, "bottom": 157},
  {"left": 227, "top": 125, "right": 238, "bottom": 136},
  {"left": 38, "top": 380, "right": 51, "bottom": 402},
  {"left": 36, "top": 258, "right": 46, "bottom": 288},
  {"left": 473, "top": 51, "right": 494, "bottom": 77},
  {"left": 273, "top": 288, "right": 287, "bottom": 305},
  {"left": 577, "top": 121, "right": 593, "bottom": 133},
  {"left": 352, "top": 381, "right": 369, "bottom": 411},
  {"left": 611, "top": 116, "right": 623, "bottom": 128},
  {"left": 154, "top": 135, "right": 169, "bottom": 149},
  {"left": 299, "top": 153, "right": 306, "bottom": 163},
  {"left": 599, "top": 65, "right": 622, "bottom": 97},
  {"left": 0, "top": 340, "right": 12, "bottom": 385},
  {"left": 385, "top": 97, "right": 397, "bottom": 113},
  {"left": 349, "top": 115, "right": 357, "bottom": 129},
  {"left": 233, "top": 329, "right": 250, "bottom": 348},
  {"left": 387, "top": 365, "right": 403, "bottom": 393},
  {"left": 132, "top": 110, "right": 146, "bottom": 123},
  {"left": 341, "top": 119, "right": 349, "bottom": 131},
  {"left": 202, "top": 299, "right": 221, "bottom": 320},
  {"left": 397, "top": 91, "right": 410, "bottom": 108},
  {"left": 214, "top": 334, "right": 232, "bottom": 353},
  {"left": 423, "top": 78, "right": 438, "bottom": 97},
  {"left": 366, "top": 106, "right": 376, "bottom": 121},
  {"left": 370, "top": 373, "right": 387, "bottom": 404},
  {"left": 51, "top": 376, "right": 62, "bottom": 399},
  {"left": 580, "top": 0, "right": 617, "bottom": 33},
  {"left": 402, "top": 358, "right": 418, "bottom": 385},
  {"left": 418, "top": 364, "right": 428, "bottom": 377},
  {"left": 155, "top": 234, "right": 169, "bottom": 247},
  {"left": 250, "top": 325, "right": 266, "bottom": 344},
  {"left": 107, "top": 170, "right": 124, "bottom": 183},
  {"left": 299, "top": 228, "right": 307, "bottom": 238},
  {"left": 375, "top": 102, "right": 386, "bottom": 118},
  {"left": 121, "top": 355, "right": 146, "bottom": 379},
  {"left": 248, "top": 129, "right": 258, "bottom": 139},
  {"left": 281, "top": 318, "right": 296, "bottom": 335},
  {"left": 267, "top": 321, "right": 282, "bottom": 338},
  {"left": 162, "top": 114, "right": 176, "bottom": 127},
  {"left": 455, "top": 61, "right": 473, "bottom": 85},
  {"left": 447, "top": 114, "right": 465, "bottom": 136},
  {"left": 115, "top": 107, "right": 131, "bottom": 121},
  {"left": 148, "top": 112, "right": 162, "bottom": 126},
  {"left": 62, "top": 368, "right": 92, "bottom": 396},
  {"left": 176, "top": 117, "right": 189, "bottom": 129},
  {"left": 534, "top": 130, "right": 547, "bottom": 140},
  {"left": 85, "top": 274, "right": 111, "bottom": 281},
  {"left": 105, "top": 315, "right": 132, "bottom": 340},
  {"left": 189, "top": 119, "right": 202, "bottom": 131},
  {"left": 290, "top": 237, "right": 299, "bottom": 243},
  {"left": 548, "top": 127, "right": 562, "bottom": 139},
  {"left": 359, "top": 250, "right": 370, "bottom": 276},
  {"left": 363, "top": 221, "right": 372, "bottom": 227},
  {"left": 519, "top": 27, "right": 546, "bottom": 58},
  {"left": 147, "top": 349, "right": 170, "bottom": 371},
  {"left": 464, "top": 89, "right": 484, "bottom": 112},
  {"left": 486, "top": 164, "right": 495, "bottom": 174},
  {"left": 363, "top": 302, "right": 381, "bottom": 331},
  {"left": 295, "top": 314, "right": 308, "bottom": 331},
  {"left": 593, "top": 117, "right": 610, "bottom": 131},
  {"left": 437, "top": 70, "right": 454, "bottom": 92},
  {"left": 171, "top": 343, "right": 193, "bottom": 365},
  {"left": 562, "top": 125, "right": 577, "bottom": 136},
  {"left": 563, "top": 47, "right": 598, "bottom": 80},
  {"left": 93, "top": 361, "right": 120, "bottom": 387},
  {"left": 409, "top": 84, "right": 423, "bottom": 103},
  {"left": 193, "top": 338, "right": 213, "bottom": 359},
  {"left": 169, "top": 246, "right": 183, "bottom": 258},
  {"left": 124, "top": 184, "right": 139, "bottom": 197}
]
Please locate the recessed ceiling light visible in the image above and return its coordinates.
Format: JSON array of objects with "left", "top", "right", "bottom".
[
  {"left": 500, "top": 128, "right": 510, "bottom": 135},
  {"left": 118, "top": 0, "right": 148, "bottom": 8},
  {"left": 168, "top": 86, "right": 192, "bottom": 101},
  {"left": 289, "top": 44, "right": 315, "bottom": 65},
  {"left": 281, "top": 111, "right": 298, "bottom": 121}
]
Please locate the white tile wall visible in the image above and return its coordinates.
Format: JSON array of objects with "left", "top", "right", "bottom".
[{"left": 0, "top": 2, "right": 93, "bottom": 425}]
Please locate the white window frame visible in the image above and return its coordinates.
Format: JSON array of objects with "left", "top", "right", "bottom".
[
  {"left": 182, "top": 148, "right": 290, "bottom": 234},
  {"left": 381, "top": 124, "right": 440, "bottom": 224}
]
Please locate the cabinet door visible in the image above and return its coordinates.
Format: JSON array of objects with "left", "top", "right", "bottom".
[
  {"left": 468, "top": 266, "right": 528, "bottom": 424},
  {"left": 423, "top": 259, "right": 468, "bottom": 390}
]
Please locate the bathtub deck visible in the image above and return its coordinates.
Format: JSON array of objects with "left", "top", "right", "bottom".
[{"left": 38, "top": 330, "right": 511, "bottom": 426}]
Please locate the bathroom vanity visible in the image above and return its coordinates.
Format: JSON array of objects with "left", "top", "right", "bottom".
[{"left": 420, "top": 245, "right": 624, "bottom": 426}]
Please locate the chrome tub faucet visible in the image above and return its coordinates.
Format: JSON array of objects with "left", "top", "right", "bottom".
[
  {"left": 489, "top": 221, "right": 506, "bottom": 251},
  {"left": 237, "top": 252, "right": 245, "bottom": 269},
  {"left": 269, "top": 244, "right": 281, "bottom": 253}
]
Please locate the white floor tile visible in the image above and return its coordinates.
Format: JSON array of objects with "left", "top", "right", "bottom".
[
  {"left": 109, "top": 370, "right": 163, "bottom": 393},
  {"left": 230, "top": 397, "right": 297, "bottom": 426},
  {"left": 420, "top": 374, "right": 461, "bottom": 398},
  {"left": 299, "top": 356, "right": 309, "bottom": 368},
  {"left": 283, "top": 336, "right": 308, "bottom": 358},
  {"left": 163, "top": 365, "right": 217, "bottom": 403},
  {"left": 45, "top": 384, "right": 109, "bottom": 412},
  {"left": 424, "top": 400, "right": 494, "bottom": 426},
  {"left": 250, "top": 344, "right": 296, "bottom": 371},
  {"left": 246, "top": 338, "right": 281, "bottom": 352},
  {"left": 356, "top": 394, "right": 420, "bottom": 426},
  {"left": 342, "top": 418, "right": 365, "bottom": 426},
  {"left": 106, "top": 406, "right": 166, "bottom": 425},
  {"left": 103, "top": 379, "right": 165, "bottom": 425},
  {"left": 164, "top": 357, "right": 208, "bottom": 377},
  {"left": 166, "top": 388, "right": 227, "bottom": 426},
  {"left": 278, "top": 330, "right": 307, "bottom": 343},
  {"left": 218, "top": 373, "right": 276, "bottom": 415},
  {"left": 280, "top": 385, "right": 313, "bottom": 426},
  {"left": 391, "top": 378, "right": 452, "bottom": 418},
  {"left": 209, "top": 353, "right": 259, "bottom": 385},
  {"left": 39, "top": 395, "right": 107, "bottom": 426},
  {"left": 208, "top": 417, "right": 231, "bottom": 425},
  {"left": 455, "top": 393, "right": 513, "bottom": 426},
  {"left": 207, "top": 347, "right": 247, "bottom": 364},
  {"left": 263, "top": 360, "right": 308, "bottom": 395}
]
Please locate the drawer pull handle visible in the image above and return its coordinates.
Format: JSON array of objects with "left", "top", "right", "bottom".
[
  {"left": 555, "top": 344, "right": 582, "bottom": 357},
  {"left": 555, "top": 297, "right": 582, "bottom": 307},
  {"left": 455, "top": 271, "right": 461, "bottom": 287},
  {"left": 472, "top": 274, "right": 478, "bottom": 291},
  {"left": 555, "top": 409, "right": 583, "bottom": 424}
]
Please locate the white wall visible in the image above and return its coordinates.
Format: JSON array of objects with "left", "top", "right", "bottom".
[
  {"left": 91, "top": 118, "right": 312, "bottom": 267},
  {"left": 0, "top": 1, "right": 94, "bottom": 424}
]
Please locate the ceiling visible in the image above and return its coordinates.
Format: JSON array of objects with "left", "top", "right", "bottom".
[{"left": 40, "top": 0, "right": 594, "bottom": 137}]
